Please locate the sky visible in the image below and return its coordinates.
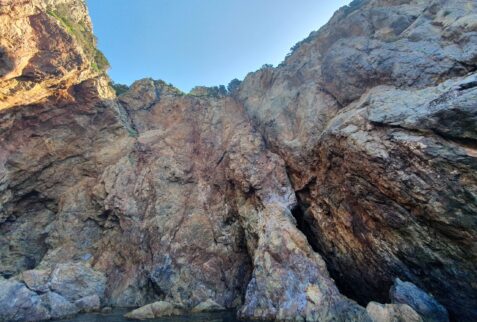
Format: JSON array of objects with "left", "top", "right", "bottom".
[{"left": 86, "top": 0, "right": 351, "bottom": 92}]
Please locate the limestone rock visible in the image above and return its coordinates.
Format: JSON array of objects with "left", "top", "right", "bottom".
[
  {"left": 41, "top": 291, "right": 79, "bottom": 319},
  {"left": 101, "top": 306, "right": 113, "bottom": 313},
  {"left": 367, "top": 302, "right": 423, "bottom": 322},
  {"left": 0, "top": 278, "right": 50, "bottom": 322},
  {"left": 237, "top": 1, "right": 477, "bottom": 320},
  {"left": 125, "top": 304, "right": 155, "bottom": 320},
  {"left": 191, "top": 299, "right": 225, "bottom": 313},
  {"left": 237, "top": 205, "right": 370, "bottom": 322},
  {"left": 0, "top": 0, "right": 108, "bottom": 110},
  {"left": 20, "top": 269, "right": 50, "bottom": 293},
  {"left": 390, "top": 279, "right": 449, "bottom": 322},
  {"left": 1, "top": 0, "right": 477, "bottom": 321},
  {"left": 75, "top": 294, "right": 101, "bottom": 312},
  {"left": 125, "top": 301, "right": 184, "bottom": 320},
  {"left": 49, "top": 262, "right": 106, "bottom": 302}
]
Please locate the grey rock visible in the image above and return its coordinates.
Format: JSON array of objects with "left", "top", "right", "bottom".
[
  {"left": 191, "top": 299, "right": 225, "bottom": 313},
  {"left": 1, "top": 0, "right": 477, "bottom": 321},
  {"left": 102, "top": 306, "right": 113, "bottom": 313},
  {"left": 49, "top": 262, "right": 106, "bottom": 302},
  {"left": 390, "top": 279, "right": 449, "bottom": 322},
  {"left": 0, "top": 279, "right": 50, "bottom": 322},
  {"left": 41, "top": 291, "right": 79, "bottom": 319},
  {"left": 20, "top": 269, "right": 50, "bottom": 293},
  {"left": 367, "top": 302, "right": 423, "bottom": 322},
  {"left": 75, "top": 294, "right": 101, "bottom": 312},
  {"left": 124, "top": 301, "right": 185, "bottom": 320}
]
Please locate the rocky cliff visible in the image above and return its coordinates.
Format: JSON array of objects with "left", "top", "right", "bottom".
[{"left": 0, "top": 0, "right": 476, "bottom": 321}]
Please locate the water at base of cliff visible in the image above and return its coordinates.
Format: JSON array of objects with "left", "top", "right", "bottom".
[{"left": 52, "top": 309, "right": 256, "bottom": 322}]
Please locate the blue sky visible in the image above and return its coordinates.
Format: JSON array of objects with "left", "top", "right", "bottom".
[{"left": 86, "top": 0, "right": 350, "bottom": 92}]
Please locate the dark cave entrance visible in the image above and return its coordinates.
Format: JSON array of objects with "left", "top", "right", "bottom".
[{"left": 290, "top": 202, "right": 388, "bottom": 307}]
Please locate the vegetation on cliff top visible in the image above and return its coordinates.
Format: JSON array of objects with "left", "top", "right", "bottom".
[
  {"left": 47, "top": 5, "right": 109, "bottom": 73},
  {"left": 110, "top": 81, "right": 129, "bottom": 96}
]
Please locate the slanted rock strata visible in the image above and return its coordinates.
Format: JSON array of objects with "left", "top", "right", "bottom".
[{"left": 0, "top": 0, "right": 475, "bottom": 321}]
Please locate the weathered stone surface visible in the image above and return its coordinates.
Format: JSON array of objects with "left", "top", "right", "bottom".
[
  {"left": 0, "top": 278, "right": 50, "bottom": 322},
  {"left": 191, "top": 299, "right": 225, "bottom": 313},
  {"left": 75, "top": 294, "right": 101, "bottom": 312},
  {"left": 237, "top": 204, "right": 369, "bottom": 322},
  {"left": 1, "top": 0, "right": 476, "bottom": 321},
  {"left": 0, "top": 0, "right": 106, "bottom": 110},
  {"left": 20, "top": 269, "right": 50, "bottom": 293},
  {"left": 125, "top": 304, "right": 155, "bottom": 320},
  {"left": 367, "top": 302, "right": 423, "bottom": 322},
  {"left": 237, "top": 1, "right": 477, "bottom": 320},
  {"left": 390, "top": 279, "right": 449, "bottom": 322},
  {"left": 49, "top": 262, "right": 106, "bottom": 302},
  {"left": 125, "top": 301, "right": 184, "bottom": 320},
  {"left": 40, "top": 291, "right": 79, "bottom": 319}
]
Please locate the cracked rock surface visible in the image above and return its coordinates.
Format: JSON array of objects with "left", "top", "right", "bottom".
[{"left": 0, "top": 0, "right": 476, "bottom": 321}]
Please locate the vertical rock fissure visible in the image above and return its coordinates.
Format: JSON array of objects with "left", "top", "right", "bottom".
[
  {"left": 290, "top": 203, "right": 320, "bottom": 253},
  {"left": 290, "top": 195, "right": 384, "bottom": 307}
]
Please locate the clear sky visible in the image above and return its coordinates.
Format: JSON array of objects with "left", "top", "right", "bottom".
[{"left": 86, "top": 0, "right": 350, "bottom": 92}]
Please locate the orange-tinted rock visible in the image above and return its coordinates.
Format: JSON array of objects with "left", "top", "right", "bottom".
[{"left": 1, "top": 0, "right": 477, "bottom": 321}]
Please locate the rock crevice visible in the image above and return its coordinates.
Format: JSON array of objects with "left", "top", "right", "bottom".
[{"left": 0, "top": 0, "right": 476, "bottom": 321}]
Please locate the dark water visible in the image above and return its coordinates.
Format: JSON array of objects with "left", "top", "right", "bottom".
[{"left": 53, "top": 309, "right": 254, "bottom": 322}]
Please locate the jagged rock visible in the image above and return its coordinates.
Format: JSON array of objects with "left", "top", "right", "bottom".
[
  {"left": 75, "top": 294, "right": 101, "bottom": 312},
  {"left": 367, "top": 302, "right": 423, "bottom": 322},
  {"left": 237, "top": 1, "right": 477, "bottom": 320},
  {"left": 41, "top": 291, "right": 79, "bottom": 319},
  {"left": 191, "top": 299, "right": 225, "bottom": 313},
  {"left": 1, "top": 0, "right": 476, "bottom": 321},
  {"left": 0, "top": 279, "right": 50, "bottom": 322},
  {"left": 125, "top": 305, "right": 155, "bottom": 320},
  {"left": 20, "top": 269, "right": 50, "bottom": 293},
  {"left": 124, "top": 301, "right": 185, "bottom": 320},
  {"left": 49, "top": 262, "right": 106, "bottom": 302},
  {"left": 101, "top": 306, "right": 113, "bottom": 313},
  {"left": 0, "top": 0, "right": 106, "bottom": 110},
  {"left": 390, "top": 279, "right": 449, "bottom": 322},
  {"left": 237, "top": 205, "right": 370, "bottom": 322}
]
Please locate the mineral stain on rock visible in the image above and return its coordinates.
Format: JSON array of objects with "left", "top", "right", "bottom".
[{"left": 0, "top": 0, "right": 476, "bottom": 321}]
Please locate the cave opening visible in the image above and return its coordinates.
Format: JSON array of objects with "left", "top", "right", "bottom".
[{"left": 290, "top": 201, "right": 386, "bottom": 307}]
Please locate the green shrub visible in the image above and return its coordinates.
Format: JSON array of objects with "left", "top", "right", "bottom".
[
  {"left": 111, "top": 82, "right": 130, "bottom": 96},
  {"left": 227, "top": 78, "right": 241, "bottom": 94},
  {"left": 47, "top": 5, "right": 109, "bottom": 73}
]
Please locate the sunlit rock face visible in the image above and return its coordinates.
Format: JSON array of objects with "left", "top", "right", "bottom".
[
  {"left": 0, "top": 0, "right": 107, "bottom": 111},
  {"left": 237, "top": 0, "right": 477, "bottom": 320},
  {"left": 0, "top": 0, "right": 476, "bottom": 321}
]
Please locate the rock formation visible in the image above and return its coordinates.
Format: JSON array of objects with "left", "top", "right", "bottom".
[{"left": 0, "top": 0, "right": 475, "bottom": 321}]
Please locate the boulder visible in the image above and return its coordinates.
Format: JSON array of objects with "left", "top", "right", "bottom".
[
  {"left": 20, "top": 269, "right": 50, "bottom": 293},
  {"left": 41, "top": 291, "right": 79, "bottom": 319},
  {"left": 367, "top": 302, "right": 423, "bottom": 322},
  {"left": 49, "top": 262, "right": 106, "bottom": 302},
  {"left": 125, "top": 304, "right": 155, "bottom": 320},
  {"left": 390, "top": 279, "right": 449, "bottom": 322},
  {"left": 125, "top": 301, "right": 184, "bottom": 320},
  {"left": 75, "top": 294, "right": 101, "bottom": 312},
  {"left": 101, "top": 306, "right": 113, "bottom": 313},
  {"left": 191, "top": 299, "right": 225, "bottom": 313},
  {"left": 0, "top": 279, "right": 50, "bottom": 322}
]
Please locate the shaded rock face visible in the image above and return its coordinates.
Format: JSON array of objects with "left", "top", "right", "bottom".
[
  {"left": 390, "top": 279, "right": 449, "bottom": 322},
  {"left": 366, "top": 302, "right": 423, "bottom": 322},
  {"left": 237, "top": 0, "right": 477, "bottom": 320},
  {"left": 0, "top": 0, "right": 476, "bottom": 322}
]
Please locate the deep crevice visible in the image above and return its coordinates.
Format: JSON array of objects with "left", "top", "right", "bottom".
[
  {"left": 291, "top": 203, "right": 320, "bottom": 253},
  {"left": 290, "top": 194, "right": 386, "bottom": 307}
]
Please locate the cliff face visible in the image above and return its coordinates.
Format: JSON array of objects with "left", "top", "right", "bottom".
[
  {"left": 0, "top": 0, "right": 476, "bottom": 321},
  {"left": 237, "top": 0, "right": 477, "bottom": 320}
]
